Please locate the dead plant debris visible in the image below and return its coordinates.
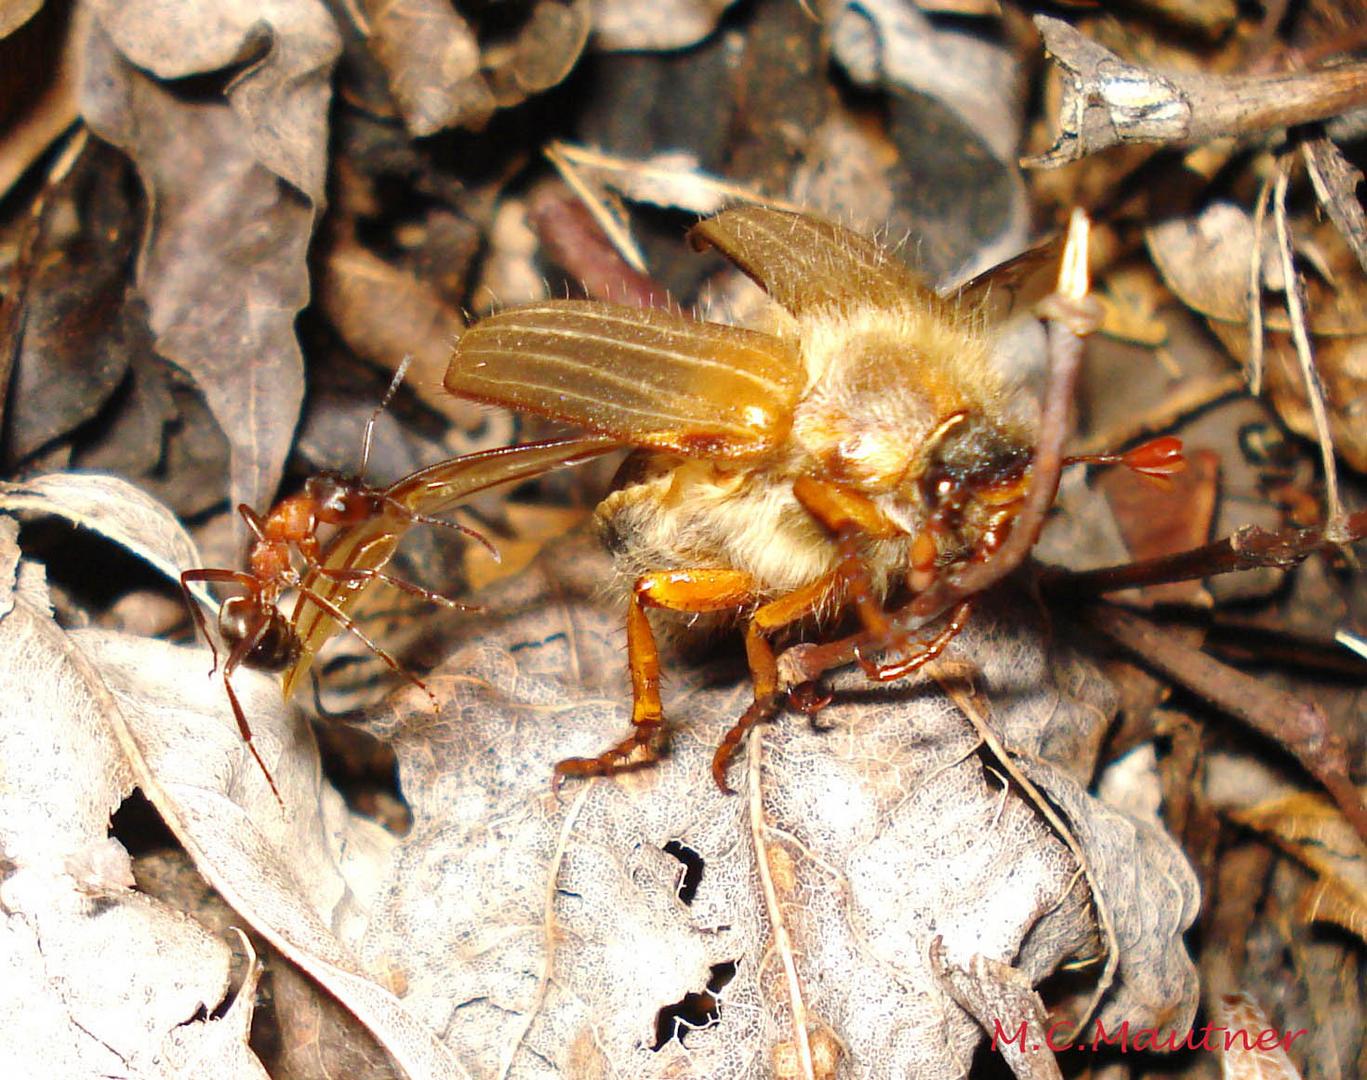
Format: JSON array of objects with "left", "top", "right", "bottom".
[{"left": 0, "top": 3, "right": 1362, "bottom": 1078}]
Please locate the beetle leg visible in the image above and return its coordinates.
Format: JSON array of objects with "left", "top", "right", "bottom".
[
  {"left": 792, "top": 475, "right": 972, "bottom": 681},
  {"left": 792, "top": 474, "right": 899, "bottom": 638},
  {"left": 710, "top": 571, "right": 840, "bottom": 793},
  {"left": 553, "top": 569, "right": 757, "bottom": 787},
  {"left": 852, "top": 599, "right": 975, "bottom": 682}
]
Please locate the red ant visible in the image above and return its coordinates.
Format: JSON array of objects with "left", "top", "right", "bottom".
[{"left": 180, "top": 360, "right": 495, "bottom": 804}]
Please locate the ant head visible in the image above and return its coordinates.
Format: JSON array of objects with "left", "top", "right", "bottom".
[
  {"left": 218, "top": 595, "right": 301, "bottom": 672},
  {"left": 304, "top": 472, "right": 374, "bottom": 525}
]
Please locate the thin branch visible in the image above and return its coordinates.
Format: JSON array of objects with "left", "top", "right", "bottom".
[
  {"left": 1025, "top": 17, "right": 1367, "bottom": 168},
  {"left": 1301, "top": 135, "right": 1367, "bottom": 276},
  {"left": 1040, "top": 510, "right": 1366, "bottom": 599},
  {"left": 1084, "top": 603, "right": 1367, "bottom": 845}
]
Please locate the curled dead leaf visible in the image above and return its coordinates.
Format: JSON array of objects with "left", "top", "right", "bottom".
[{"left": 359, "top": 0, "right": 588, "bottom": 135}]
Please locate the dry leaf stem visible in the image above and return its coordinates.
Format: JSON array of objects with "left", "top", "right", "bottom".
[
  {"left": 748, "top": 730, "right": 816, "bottom": 1080},
  {"left": 934, "top": 669, "right": 1119, "bottom": 1040},
  {"left": 498, "top": 782, "right": 593, "bottom": 1080}
]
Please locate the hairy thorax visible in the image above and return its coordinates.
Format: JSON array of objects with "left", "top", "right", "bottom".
[{"left": 594, "top": 300, "right": 1033, "bottom": 607}]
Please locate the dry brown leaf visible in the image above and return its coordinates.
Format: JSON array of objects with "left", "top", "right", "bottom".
[
  {"left": 0, "top": 516, "right": 248, "bottom": 1077},
  {"left": 360, "top": 0, "right": 492, "bottom": 134},
  {"left": 1213, "top": 992, "right": 1305, "bottom": 1080},
  {"left": 0, "top": 0, "right": 79, "bottom": 198},
  {"left": 359, "top": 0, "right": 587, "bottom": 135},
  {"left": 0, "top": 472, "right": 212, "bottom": 609},
  {"left": 1229, "top": 789, "right": 1367, "bottom": 943},
  {"left": 825, "top": 0, "right": 1030, "bottom": 279},
  {"left": 1148, "top": 201, "right": 1367, "bottom": 470},
  {"left": 1148, "top": 203, "right": 1367, "bottom": 335},
  {"left": 1, "top": 461, "right": 1201, "bottom": 1077},
  {"left": 1, "top": 476, "right": 468, "bottom": 1076},
  {"left": 318, "top": 238, "right": 489, "bottom": 428},
  {"left": 2, "top": 136, "right": 141, "bottom": 465},
  {"left": 931, "top": 944, "right": 1062, "bottom": 1080},
  {"left": 0, "top": 0, "right": 40, "bottom": 38},
  {"left": 78, "top": 0, "right": 340, "bottom": 516},
  {"left": 482, "top": 0, "right": 590, "bottom": 107}
]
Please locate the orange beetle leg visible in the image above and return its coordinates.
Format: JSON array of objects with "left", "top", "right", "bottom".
[
  {"left": 553, "top": 569, "right": 757, "bottom": 787},
  {"left": 710, "top": 571, "right": 841, "bottom": 794}
]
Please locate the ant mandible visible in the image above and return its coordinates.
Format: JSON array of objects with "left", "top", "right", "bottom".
[{"left": 180, "top": 359, "right": 494, "bottom": 804}]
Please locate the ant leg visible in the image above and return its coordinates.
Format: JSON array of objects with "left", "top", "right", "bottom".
[
  {"left": 308, "top": 565, "right": 481, "bottom": 612},
  {"left": 238, "top": 504, "right": 270, "bottom": 542},
  {"left": 179, "top": 568, "right": 258, "bottom": 676},
  {"left": 294, "top": 582, "right": 441, "bottom": 714},
  {"left": 220, "top": 617, "right": 284, "bottom": 808},
  {"left": 554, "top": 569, "right": 757, "bottom": 788},
  {"left": 710, "top": 572, "right": 838, "bottom": 794},
  {"left": 376, "top": 495, "right": 501, "bottom": 560}
]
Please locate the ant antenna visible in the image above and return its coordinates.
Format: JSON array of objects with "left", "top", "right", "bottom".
[{"left": 359, "top": 356, "right": 413, "bottom": 481}]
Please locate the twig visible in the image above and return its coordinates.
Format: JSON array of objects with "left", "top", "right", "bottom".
[
  {"left": 1272, "top": 156, "right": 1349, "bottom": 537},
  {"left": 1084, "top": 603, "right": 1367, "bottom": 845},
  {"left": 1247, "top": 173, "right": 1272, "bottom": 396},
  {"left": 1025, "top": 17, "right": 1367, "bottom": 168},
  {"left": 1301, "top": 135, "right": 1367, "bottom": 276},
  {"left": 1040, "top": 510, "right": 1366, "bottom": 599}
]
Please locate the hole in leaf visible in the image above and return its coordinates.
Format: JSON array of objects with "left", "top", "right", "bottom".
[
  {"left": 650, "top": 961, "right": 738, "bottom": 1050},
  {"left": 663, "top": 840, "right": 704, "bottom": 904}
]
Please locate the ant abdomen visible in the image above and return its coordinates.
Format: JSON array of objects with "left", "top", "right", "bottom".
[{"left": 218, "top": 595, "right": 301, "bottom": 672}]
